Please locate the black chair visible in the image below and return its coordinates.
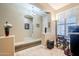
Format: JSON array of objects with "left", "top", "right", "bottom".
[
  {"left": 56, "top": 35, "right": 68, "bottom": 49},
  {"left": 47, "top": 40, "right": 54, "bottom": 49},
  {"left": 56, "top": 35, "right": 64, "bottom": 47}
]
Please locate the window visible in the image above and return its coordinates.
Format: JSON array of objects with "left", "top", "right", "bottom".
[
  {"left": 57, "top": 13, "right": 65, "bottom": 36},
  {"left": 57, "top": 8, "right": 77, "bottom": 36},
  {"left": 66, "top": 16, "right": 76, "bottom": 36}
]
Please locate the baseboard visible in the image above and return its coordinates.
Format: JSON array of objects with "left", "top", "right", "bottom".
[{"left": 15, "top": 40, "right": 41, "bottom": 52}]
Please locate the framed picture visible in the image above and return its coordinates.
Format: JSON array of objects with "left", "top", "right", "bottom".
[{"left": 24, "top": 23, "right": 29, "bottom": 29}]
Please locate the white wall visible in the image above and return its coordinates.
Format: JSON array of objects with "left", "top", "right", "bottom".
[
  {"left": 0, "top": 3, "right": 56, "bottom": 43},
  {"left": 0, "top": 4, "right": 43, "bottom": 43},
  {"left": 42, "top": 14, "right": 48, "bottom": 34},
  {"left": 32, "top": 3, "right": 56, "bottom": 36},
  {"left": 0, "top": 4, "right": 29, "bottom": 43},
  {"left": 24, "top": 18, "right": 33, "bottom": 38},
  {"left": 32, "top": 15, "right": 42, "bottom": 39}
]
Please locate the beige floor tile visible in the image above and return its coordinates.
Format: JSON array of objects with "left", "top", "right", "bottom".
[{"left": 15, "top": 45, "right": 65, "bottom": 56}]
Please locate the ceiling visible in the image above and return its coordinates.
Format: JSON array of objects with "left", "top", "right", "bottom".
[
  {"left": 11, "top": 3, "right": 46, "bottom": 15},
  {"left": 49, "top": 3, "right": 70, "bottom": 10}
]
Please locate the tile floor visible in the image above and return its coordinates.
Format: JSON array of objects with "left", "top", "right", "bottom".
[{"left": 15, "top": 45, "right": 66, "bottom": 56}]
